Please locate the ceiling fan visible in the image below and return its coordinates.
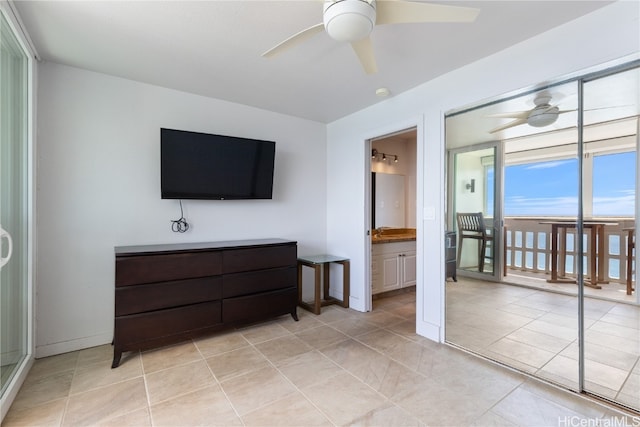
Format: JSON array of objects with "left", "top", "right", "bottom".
[
  {"left": 488, "top": 93, "right": 575, "bottom": 134},
  {"left": 262, "top": 0, "right": 480, "bottom": 74}
]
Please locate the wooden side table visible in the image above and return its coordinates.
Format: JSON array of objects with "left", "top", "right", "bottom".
[{"left": 297, "top": 254, "right": 350, "bottom": 315}]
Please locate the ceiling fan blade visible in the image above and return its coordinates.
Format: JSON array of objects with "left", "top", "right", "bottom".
[
  {"left": 376, "top": 0, "right": 480, "bottom": 25},
  {"left": 486, "top": 111, "right": 530, "bottom": 119},
  {"left": 262, "top": 23, "right": 324, "bottom": 58},
  {"left": 490, "top": 118, "right": 528, "bottom": 134},
  {"left": 351, "top": 36, "right": 378, "bottom": 74}
]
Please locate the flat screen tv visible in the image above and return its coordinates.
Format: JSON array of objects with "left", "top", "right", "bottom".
[{"left": 161, "top": 128, "right": 275, "bottom": 200}]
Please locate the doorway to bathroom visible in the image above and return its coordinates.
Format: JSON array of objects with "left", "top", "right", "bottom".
[{"left": 369, "top": 128, "right": 417, "bottom": 315}]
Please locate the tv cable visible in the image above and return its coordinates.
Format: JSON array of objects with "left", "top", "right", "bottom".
[{"left": 171, "top": 200, "right": 190, "bottom": 233}]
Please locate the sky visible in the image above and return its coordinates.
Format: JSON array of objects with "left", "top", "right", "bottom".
[{"left": 504, "top": 152, "right": 636, "bottom": 217}]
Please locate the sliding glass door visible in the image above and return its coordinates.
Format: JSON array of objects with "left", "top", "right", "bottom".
[
  {"left": 581, "top": 66, "right": 639, "bottom": 410},
  {"left": 445, "top": 61, "right": 640, "bottom": 412},
  {"left": 0, "top": 7, "right": 33, "bottom": 420},
  {"left": 446, "top": 81, "right": 581, "bottom": 395}
]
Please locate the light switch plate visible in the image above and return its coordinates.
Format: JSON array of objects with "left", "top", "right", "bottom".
[{"left": 424, "top": 207, "right": 436, "bottom": 220}]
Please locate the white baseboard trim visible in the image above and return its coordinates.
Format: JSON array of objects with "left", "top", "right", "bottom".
[
  {"left": 35, "top": 332, "right": 112, "bottom": 358},
  {"left": 347, "top": 295, "right": 365, "bottom": 312},
  {"left": 416, "top": 321, "right": 440, "bottom": 342}
]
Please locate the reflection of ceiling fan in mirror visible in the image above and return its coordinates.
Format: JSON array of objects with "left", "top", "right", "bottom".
[
  {"left": 262, "top": 0, "right": 480, "bottom": 74},
  {"left": 488, "top": 91, "right": 630, "bottom": 134},
  {"left": 488, "top": 93, "right": 576, "bottom": 134}
]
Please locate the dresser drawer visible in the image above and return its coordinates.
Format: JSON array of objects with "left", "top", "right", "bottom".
[
  {"left": 114, "top": 301, "right": 222, "bottom": 345},
  {"left": 223, "top": 244, "right": 296, "bottom": 274},
  {"left": 115, "top": 276, "right": 222, "bottom": 316},
  {"left": 223, "top": 266, "right": 296, "bottom": 298},
  {"left": 223, "top": 287, "right": 296, "bottom": 323},
  {"left": 116, "top": 251, "right": 223, "bottom": 286}
]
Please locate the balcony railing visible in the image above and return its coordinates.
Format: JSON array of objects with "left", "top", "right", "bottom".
[{"left": 503, "top": 217, "right": 635, "bottom": 287}]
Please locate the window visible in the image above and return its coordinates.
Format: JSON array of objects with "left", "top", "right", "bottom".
[
  {"left": 505, "top": 159, "right": 578, "bottom": 216},
  {"left": 592, "top": 151, "right": 636, "bottom": 217}
]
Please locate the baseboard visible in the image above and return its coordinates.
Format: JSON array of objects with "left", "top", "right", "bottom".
[
  {"left": 416, "top": 320, "right": 440, "bottom": 342},
  {"left": 35, "top": 332, "right": 112, "bottom": 358},
  {"left": 347, "top": 294, "right": 365, "bottom": 312}
]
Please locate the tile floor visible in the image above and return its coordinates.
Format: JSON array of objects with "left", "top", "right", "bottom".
[
  {"left": 504, "top": 271, "right": 635, "bottom": 304},
  {"left": 4, "top": 290, "right": 638, "bottom": 426},
  {"left": 446, "top": 277, "right": 640, "bottom": 412}
]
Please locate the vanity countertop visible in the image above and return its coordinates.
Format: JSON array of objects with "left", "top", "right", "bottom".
[{"left": 371, "top": 228, "right": 416, "bottom": 244}]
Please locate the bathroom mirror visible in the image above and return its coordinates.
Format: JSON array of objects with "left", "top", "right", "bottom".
[{"left": 372, "top": 172, "right": 405, "bottom": 228}]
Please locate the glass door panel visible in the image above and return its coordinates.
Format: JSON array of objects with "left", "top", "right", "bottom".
[
  {"left": 0, "top": 9, "right": 30, "bottom": 412},
  {"left": 582, "top": 66, "right": 639, "bottom": 412},
  {"left": 445, "top": 81, "right": 581, "bottom": 394}
]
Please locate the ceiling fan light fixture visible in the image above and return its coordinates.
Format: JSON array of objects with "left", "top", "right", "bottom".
[
  {"left": 323, "top": 0, "right": 376, "bottom": 42},
  {"left": 375, "top": 87, "right": 390, "bottom": 97},
  {"left": 527, "top": 106, "right": 560, "bottom": 128}
]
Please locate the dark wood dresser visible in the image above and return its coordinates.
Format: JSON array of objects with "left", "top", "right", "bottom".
[{"left": 113, "top": 239, "right": 297, "bottom": 367}]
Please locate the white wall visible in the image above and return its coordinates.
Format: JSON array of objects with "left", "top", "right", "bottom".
[
  {"left": 326, "top": 2, "right": 640, "bottom": 337},
  {"left": 36, "top": 63, "right": 327, "bottom": 357},
  {"left": 454, "top": 152, "right": 488, "bottom": 214}
]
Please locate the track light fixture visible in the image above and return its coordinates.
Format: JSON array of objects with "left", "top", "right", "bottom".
[{"left": 371, "top": 148, "right": 399, "bottom": 163}]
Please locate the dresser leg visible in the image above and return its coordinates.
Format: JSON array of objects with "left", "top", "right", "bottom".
[
  {"left": 111, "top": 350, "right": 122, "bottom": 369},
  {"left": 291, "top": 309, "right": 299, "bottom": 321}
]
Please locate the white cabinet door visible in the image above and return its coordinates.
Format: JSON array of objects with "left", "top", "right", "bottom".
[
  {"left": 401, "top": 251, "right": 417, "bottom": 288},
  {"left": 381, "top": 252, "right": 401, "bottom": 292}
]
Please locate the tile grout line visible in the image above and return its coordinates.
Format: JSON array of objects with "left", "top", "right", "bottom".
[
  {"left": 58, "top": 351, "right": 80, "bottom": 427},
  {"left": 196, "top": 337, "right": 247, "bottom": 427},
  {"left": 244, "top": 341, "right": 338, "bottom": 426}
]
